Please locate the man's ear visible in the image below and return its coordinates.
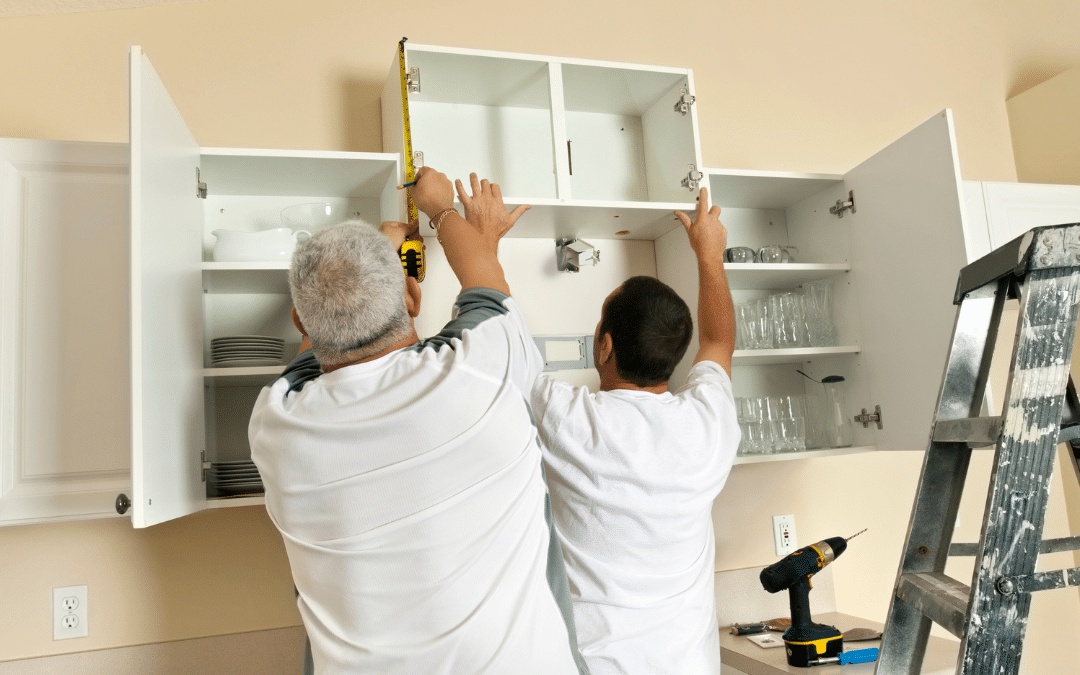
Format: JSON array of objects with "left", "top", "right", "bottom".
[
  {"left": 597, "top": 332, "right": 613, "bottom": 366},
  {"left": 405, "top": 276, "right": 422, "bottom": 318},
  {"left": 291, "top": 307, "right": 308, "bottom": 336}
]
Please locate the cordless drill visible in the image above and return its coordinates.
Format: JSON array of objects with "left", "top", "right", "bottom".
[{"left": 759, "top": 535, "right": 852, "bottom": 667}]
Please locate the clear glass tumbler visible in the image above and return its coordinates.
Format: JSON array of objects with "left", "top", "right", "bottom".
[
  {"left": 803, "top": 279, "right": 838, "bottom": 347},
  {"left": 769, "top": 292, "right": 809, "bottom": 349}
]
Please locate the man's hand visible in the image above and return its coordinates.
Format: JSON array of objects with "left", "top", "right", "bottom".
[
  {"left": 455, "top": 173, "right": 530, "bottom": 253},
  {"left": 379, "top": 220, "right": 421, "bottom": 252},
  {"left": 675, "top": 187, "right": 726, "bottom": 260},
  {"left": 409, "top": 167, "right": 455, "bottom": 219}
]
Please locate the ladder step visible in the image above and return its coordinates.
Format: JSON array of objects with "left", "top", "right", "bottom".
[
  {"left": 895, "top": 572, "right": 970, "bottom": 639},
  {"left": 950, "top": 535, "right": 1080, "bottom": 557},
  {"left": 932, "top": 417, "right": 1002, "bottom": 447},
  {"left": 932, "top": 417, "right": 1080, "bottom": 447}
]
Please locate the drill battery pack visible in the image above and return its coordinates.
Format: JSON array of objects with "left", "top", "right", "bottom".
[{"left": 783, "top": 627, "right": 842, "bottom": 668}]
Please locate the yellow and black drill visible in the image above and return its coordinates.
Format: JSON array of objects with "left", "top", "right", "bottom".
[{"left": 759, "top": 531, "right": 864, "bottom": 667}]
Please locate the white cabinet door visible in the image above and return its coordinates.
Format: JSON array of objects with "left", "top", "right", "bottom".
[
  {"left": 842, "top": 110, "right": 970, "bottom": 451},
  {"left": 0, "top": 139, "right": 131, "bottom": 525},
  {"left": 980, "top": 181, "right": 1080, "bottom": 249},
  {"left": 129, "top": 46, "right": 207, "bottom": 527}
]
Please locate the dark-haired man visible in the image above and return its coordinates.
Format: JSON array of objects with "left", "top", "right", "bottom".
[{"left": 530, "top": 187, "right": 739, "bottom": 675}]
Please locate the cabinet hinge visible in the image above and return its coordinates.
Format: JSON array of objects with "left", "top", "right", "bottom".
[
  {"left": 681, "top": 164, "right": 704, "bottom": 192},
  {"left": 829, "top": 190, "right": 855, "bottom": 218},
  {"left": 201, "top": 450, "right": 211, "bottom": 482},
  {"left": 196, "top": 167, "right": 207, "bottom": 199},
  {"left": 413, "top": 150, "right": 424, "bottom": 169},
  {"left": 556, "top": 238, "right": 599, "bottom": 272},
  {"left": 673, "top": 87, "right": 695, "bottom": 115},
  {"left": 407, "top": 67, "right": 421, "bottom": 93},
  {"left": 855, "top": 404, "right": 883, "bottom": 429}
]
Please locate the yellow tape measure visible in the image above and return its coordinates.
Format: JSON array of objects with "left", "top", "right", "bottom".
[{"left": 397, "top": 37, "right": 424, "bottom": 282}]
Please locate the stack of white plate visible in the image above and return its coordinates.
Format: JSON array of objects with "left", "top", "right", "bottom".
[
  {"left": 207, "top": 460, "right": 263, "bottom": 497},
  {"left": 210, "top": 335, "right": 285, "bottom": 367}
]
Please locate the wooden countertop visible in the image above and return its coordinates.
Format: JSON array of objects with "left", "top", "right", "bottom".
[{"left": 720, "top": 612, "right": 959, "bottom": 675}]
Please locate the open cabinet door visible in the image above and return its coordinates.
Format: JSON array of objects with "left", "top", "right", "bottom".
[
  {"left": 843, "top": 110, "right": 970, "bottom": 451},
  {"left": 129, "top": 46, "right": 207, "bottom": 527}
]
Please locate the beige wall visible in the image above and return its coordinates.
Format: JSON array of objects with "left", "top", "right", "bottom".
[
  {"left": 1, "top": 0, "right": 1077, "bottom": 671},
  {"left": 1007, "top": 66, "right": 1080, "bottom": 185}
]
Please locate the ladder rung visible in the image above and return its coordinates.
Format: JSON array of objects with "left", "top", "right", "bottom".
[
  {"left": 950, "top": 535, "right": 1080, "bottom": 556},
  {"left": 895, "top": 572, "right": 970, "bottom": 639},
  {"left": 933, "top": 418, "right": 1080, "bottom": 447},
  {"left": 932, "top": 417, "right": 1002, "bottom": 447}
]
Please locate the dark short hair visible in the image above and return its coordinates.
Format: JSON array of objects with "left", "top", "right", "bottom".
[{"left": 599, "top": 276, "right": 693, "bottom": 387}]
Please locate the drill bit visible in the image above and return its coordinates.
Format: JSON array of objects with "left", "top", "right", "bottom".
[{"left": 846, "top": 528, "right": 868, "bottom": 541}]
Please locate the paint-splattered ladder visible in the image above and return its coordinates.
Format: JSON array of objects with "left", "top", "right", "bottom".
[{"left": 877, "top": 222, "right": 1080, "bottom": 675}]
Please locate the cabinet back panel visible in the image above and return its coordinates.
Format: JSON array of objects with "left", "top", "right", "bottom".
[
  {"left": 566, "top": 111, "right": 648, "bottom": 201},
  {"left": 202, "top": 294, "right": 298, "bottom": 365},
  {"left": 562, "top": 64, "right": 685, "bottom": 115},
  {"left": 410, "top": 101, "right": 557, "bottom": 199},
  {"left": 204, "top": 384, "right": 263, "bottom": 463},
  {"left": 407, "top": 50, "right": 551, "bottom": 108},
  {"left": 202, "top": 195, "right": 381, "bottom": 262},
  {"left": 199, "top": 153, "right": 397, "bottom": 199}
]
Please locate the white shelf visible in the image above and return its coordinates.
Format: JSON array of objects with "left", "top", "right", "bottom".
[
  {"left": 733, "top": 445, "right": 873, "bottom": 464},
  {"left": 725, "top": 263, "right": 850, "bottom": 290},
  {"left": 206, "top": 495, "right": 265, "bottom": 508},
  {"left": 707, "top": 168, "right": 843, "bottom": 210},
  {"left": 204, "top": 366, "right": 284, "bottom": 386},
  {"left": 202, "top": 263, "right": 290, "bottom": 294},
  {"left": 732, "top": 345, "right": 860, "bottom": 366}
]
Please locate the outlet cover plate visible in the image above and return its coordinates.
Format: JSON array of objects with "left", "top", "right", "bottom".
[
  {"left": 53, "top": 585, "right": 88, "bottom": 640},
  {"left": 773, "top": 514, "right": 797, "bottom": 556}
]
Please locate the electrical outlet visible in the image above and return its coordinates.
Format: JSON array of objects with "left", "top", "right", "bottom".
[
  {"left": 53, "top": 585, "right": 88, "bottom": 640},
  {"left": 773, "top": 514, "right": 797, "bottom": 556}
]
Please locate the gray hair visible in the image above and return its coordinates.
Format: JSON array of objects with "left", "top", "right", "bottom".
[{"left": 288, "top": 220, "right": 411, "bottom": 365}]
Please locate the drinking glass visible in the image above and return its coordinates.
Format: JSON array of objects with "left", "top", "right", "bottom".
[
  {"left": 744, "top": 299, "right": 773, "bottom": 349},
  {"left": 769, "top": 292, "right": 809, "bottom": 349},
  {"left": 726, "top": 247, "right": 756, "bottom": 263},
  {"left": 803, "top": 279, "right": 838, "bottom": 347}
]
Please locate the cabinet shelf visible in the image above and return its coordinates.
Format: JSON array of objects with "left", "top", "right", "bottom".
[
  {"left": 732, "top": 346, "right": 860, "bottom": 366},
  {"left": 202, "top": 263, "right": 290, "bottom": 294},
  {"left": 733, "top": 446, "right": 874, "bottom": 464},
  {"left": 204, "top": 366, "right": 284, "bottom": 386},
  {"left": 725, "top": 263, "right": 850, "bottom": 290}
]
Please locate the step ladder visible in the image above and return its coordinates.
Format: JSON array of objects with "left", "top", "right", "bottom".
[{"left": 877, "top": 223, "right": 1080, "bottom": 675}]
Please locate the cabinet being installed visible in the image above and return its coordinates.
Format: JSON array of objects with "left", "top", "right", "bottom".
[{"left": 382, "top": 42, "right": 703, "bottom": 239}]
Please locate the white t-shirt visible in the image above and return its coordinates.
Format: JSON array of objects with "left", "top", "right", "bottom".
[
  {"left": 531, "top": 362, "right": 739, "bottom": 675},
  {"left": 250, "top": 288, "right": 583, "bottom": 675}
]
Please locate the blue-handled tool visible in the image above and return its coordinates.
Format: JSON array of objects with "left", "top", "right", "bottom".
[{"left": 808, "top": 647, "right": 879, "bottom": 666}]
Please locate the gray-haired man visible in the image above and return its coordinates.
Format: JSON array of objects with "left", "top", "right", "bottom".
[{"left": 249, "top": 168, "right": 587, "bottom": 675}]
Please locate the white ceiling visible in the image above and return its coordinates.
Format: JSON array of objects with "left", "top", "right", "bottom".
[{"left": 0, "top": 0, "right": 206, "bottom": 17}]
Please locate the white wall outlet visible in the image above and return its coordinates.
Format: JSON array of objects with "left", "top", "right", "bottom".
[
  {"left": 772, "top": 514, "right": 797, "bottom": 556},
  {"left": 53, "top": 585, "right": 88, "bottom": 640}
]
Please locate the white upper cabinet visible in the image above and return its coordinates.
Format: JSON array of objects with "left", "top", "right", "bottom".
[
  {"left": 382, "top": 42, "right": 702, "bottom": 240},
  {"left": 0, "top": 140, "right": 131, "bottom": 525},
  {"left": 0, "top": 47, "right": 401, "bottom": 528},
  {"left": 657, "top": 111, "right": 977, "bottom": 458},
  {"left": 968, "top": 181, "right": 1080, "bottom": 249}
]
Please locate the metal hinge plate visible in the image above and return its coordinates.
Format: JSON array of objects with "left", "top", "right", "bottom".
[
  {"left": 830, "top": 190, "right": 855, "bottom": 218},
  {"left": 534, "top": 335, "right": 596, "bottom": 372},
  {"left": 201, "top": 450, "right": 210, "bottom": 482},
  {"left": 855, "top": 404, "right": 883, "bottom": 429},
  {"left": 674, "top": 87, "right": 695, "bottom": 115},
  {"left": 196, "top": 167, "right": 207, "bottom": 199},
  {"left": 407, "top": 67, "right": 421, "bottom": 93},
  {"left": 681, "top": 164, "right": 704, "bottom": 191}
]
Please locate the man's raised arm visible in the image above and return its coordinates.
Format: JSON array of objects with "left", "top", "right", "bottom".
[
  {"left": 410, "top": 167, "right": 529, "bottom": 295},
  {"left": 675, "top": 187, "right": 736, "bottom": 376}
]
